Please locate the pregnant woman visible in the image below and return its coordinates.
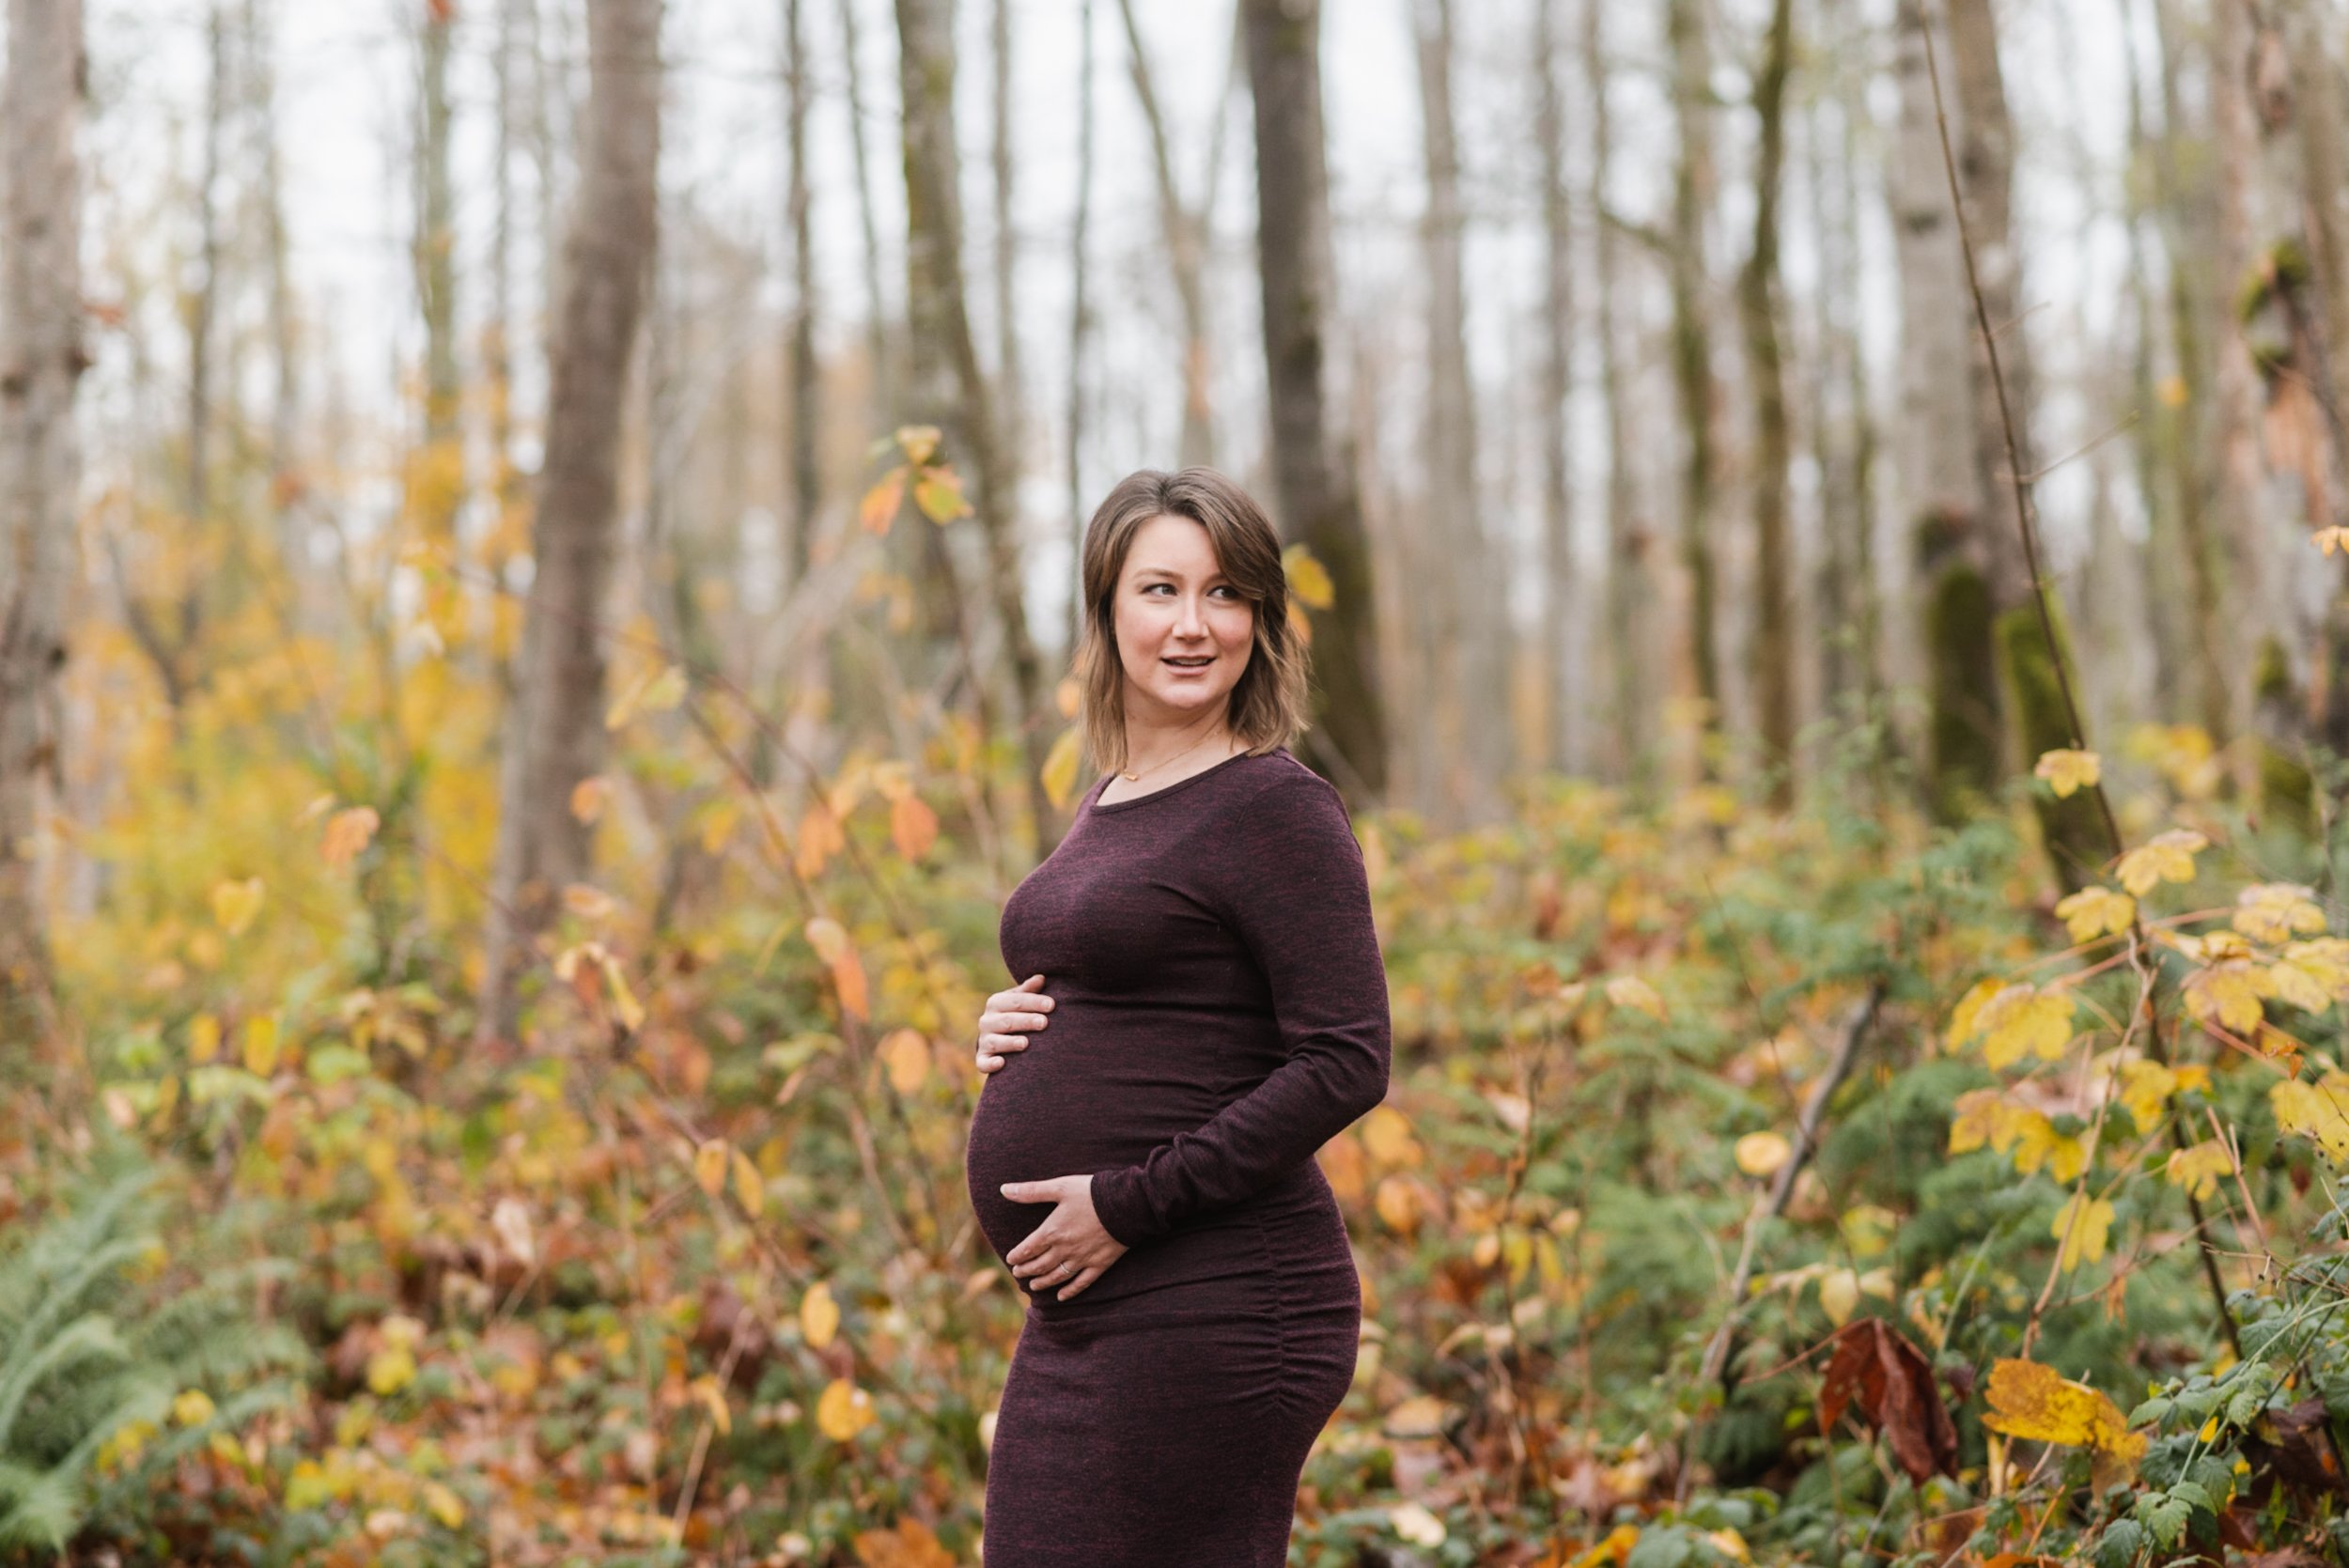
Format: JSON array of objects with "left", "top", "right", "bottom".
[{"left": 962, "top": 467, "right": 1392, "bottom": 1567}]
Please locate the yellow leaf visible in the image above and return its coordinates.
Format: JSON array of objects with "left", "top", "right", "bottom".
[
  {"left": 1982, "top": 1358, "right": 2146, "bottom": 1460},
  {"left": 912, "top": 469, "right": 971, "bottom": 523},
  {"left": 1381, "top": 1393, "right": 1451, "bottom": 1438},
  {"left": 730, "top": 1148, "right": 764, "bottom": 1216},
  {"left": 690, "top": 1373, "right": 732, "bottom": 1435},
  {"left": 188, "top": 1014, "right": 222, "bottom": 1065},
  {"left": 803, "top": 917, "right": 869, "bottom": 1021},
  {"left": 172, "top": 1388, "right": 216, "bottom": 1427},
  {"left": 853, "top": 1518, "right": 955, "bottom": 1568},
  {"left": 2116, "top": 1059, "right": 2178, "bottom": 1133},
  {"left": 2233, "top": 882, "right": 2326, "bottom": 944},
  {"left": 1606, "top": 974, "right": 1666, "bottom": 1019},
  {"left": 2165, "top": 1141, "right": 2234, "bottom": 1201},
  {"left": 794, "top": 802, "right": 846, "bottom": 880},
  {"left": 2272, "top": 1073, "right": 2349, "bottom": 1160},
  {"left": 1735, "top": 1131, "right": 1792, "bottom": 1178},
  {"left": 1283, "top": 543, "right": 1336, "bottom": 611},
  {"left": 1949, "top": 1088, "right": 2001, "bottom": 1153},
  {"left": 569, "top": 776, "right": 610, "bottom": 824},
  {"left": 422, "top": 1480, "right": 465, "bottom": 1529},
  {"left": 801, "top": 1281, "right": 840, "bottom": 1350},
  {"left": 1949, "top": 977, "right": 2007, "bottom": 1047},
  {"left": 1361, "top": 1106, "right": 1422, "bottom": 1169},
  {"left": 2054, "top": 886, "right": 2135, "bottom": 944},
  {"left": 2279, "top": 938, "right": 2349, "bottom": 1004},
  {"left": 2314, "top": 525, "right": 2349, "bottom": 556},
  {"left": 320, "top": 807, "right": 381, "bottom": 867},
  {"left": 366, "top": 1343, "right": 417, "bottom": 1397},
  {"left": 243, "top": 1015, "right": 281, "bottom": 1078},
  {"left": 1388, "top": 1502, "right": 1447, "bottom": 1548},
  {"left": 1817, "top": 1267, "right": 1859, "bottom": 1326},
  {"left": 2033, "top": 748, "right": 2102, "bottom": 799},
  {"left": 599, "top": 953, "right": 646, "bottom": 1032},
  {"left": 1374, "top": 1174, "right": 1422, "bottom": 1234},
  {"left": 894, "top": 425, "right": 942, "bottom": 466},
  {"left": 816, "top": 1377, "right": 875, "bottom": 1442},
  {"left": 2049, "top": 1191, "right": 2114, "bottom": 1271},
  {"left": 210, "top": 877, "right": 265, "bottom": 937},
  {"left": 889, "top": 794, "right": 938, "bottom": 862},
  {"left": 1975, "top": 985, "right": 2077, "bottom": 1069},
  {"left": 859, "top": 469, "right": 907, "bottom": 534},
  {"left": 2157, "top": 374, "right": 2189, "bottom": 409},
  {"left": 694, "top": 1140, "right": 731, "bottom": 1197},
  {"left": 878, "top": 1028, "right": 931, "bottom": 1094},
  {"left": 1040, "top": 724, "right": 1083, "bottom": 810},
  {"left": 1287, "top": 599, "right": 1314, "bottom": 646},
  {"left": 2183, "top": 959, "right": 2273, "bottom": 1035},
  {"left": 2116, "top": 828, "right": 2206, "bottom": 896},
  {"left": 564, "top": 883, "right": 616, "bottom": 922}
]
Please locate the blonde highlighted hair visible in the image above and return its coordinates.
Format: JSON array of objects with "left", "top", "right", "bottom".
[{"left": 1072, "top": 468, "right": 1311, "bottom": 775}]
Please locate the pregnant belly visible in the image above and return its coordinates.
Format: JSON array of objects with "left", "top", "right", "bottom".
[{"left": 962, "top": 1001, "right": 1232, "bottom": 1266}]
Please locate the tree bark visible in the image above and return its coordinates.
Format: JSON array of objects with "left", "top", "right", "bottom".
[
  {"left": 478, "top": 0, "right": 663, "bottom": 1047},
  {"left": 991, "top": 0, "right": 1026, "bottom": 492},
  {"left": 1666, "top": 0, "right": 1721, "bottom": 745},
  {"left": 783, "top": 0, "right": 819, "bottom": 582},
  {"left": 0, "top": 0, "right": 86, "bottom": 1003},
  {"left": 2207, "top": 0, "right": 2268, "bottom": 747},
  {"left": 1739, "top": 0, "right": 1796, "bottom": 803},
  {"left": 1241, "top": 0, "right": 1388, "bottom": 799},
  {"left": 1067, "top": 0, "right": 1097, "bottom": 653},
  {"left": 1412, "top": 0, "right": 1501, "bottom": 818},
  {"left": 1533, "top": 0, "right": 1575, "bottom": 775},
  {"left": 836, "top": 0, "right": 892, "bottom": 420},
  {"left": 894, "top": 0, "right": 1053, "bottom": 835},
  {"left": 1584, "top": 0, "right": 1647, "bottom": 786}
]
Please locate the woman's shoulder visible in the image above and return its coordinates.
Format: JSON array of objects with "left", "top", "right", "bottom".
[{"left": 1219, "top": 747, "right": 1355, "bottom": 834}]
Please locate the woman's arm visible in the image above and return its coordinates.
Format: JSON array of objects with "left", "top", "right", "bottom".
[{"left": 1086, "top": 766, "right": 1392, "bottom": 1248}]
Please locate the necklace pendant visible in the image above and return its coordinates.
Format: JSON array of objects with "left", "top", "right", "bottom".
[{"left": 1119, "top": 770, "right": 1140, "bottom": 782}]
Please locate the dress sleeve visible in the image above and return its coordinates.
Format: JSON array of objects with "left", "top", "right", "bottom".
[{"left": 1087, "top": 768, "right": 1392, "bottom": 1247}]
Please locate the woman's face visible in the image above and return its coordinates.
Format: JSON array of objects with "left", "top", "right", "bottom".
[{"left": 1111, "top": 513, "right": 1255, "bottom": 726}]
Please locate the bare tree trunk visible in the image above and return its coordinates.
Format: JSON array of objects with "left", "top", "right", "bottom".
[
  {"left": 2208, "top": 0, "right": 2273, "bottom": 754},
  {"left": 894, "top": 0, "right": 1053, "bottom": 835},
  {"left": 478, "top": 0, "right": 663, "bottom": 1047},
  {"left": 1067, "top": 0, "right": 1097, "bottom": 653},
  {"left": 1892, "top": 0, "right": 1995, "bottom": 821},
  {"left": 1115, "top": 0, "right": 1217, "bottom": 471},
  {"left": 1534, "top": 0, "right": 1574, "bottom": 775},
  {"left": 416, "top": 0, "right": 459, "bottom": 471},
  {"left": 1739, "top": 0, "right": 1795, "bottom": 803},
  {"left": 189, "top": 0, "right": 228, "bottom": 536},
  {"left": 836, "top": 0, "right": 892, "bottom": 420},
  {"left": 0, "top": 0, "right": 86, "bottom": 1005},
  {"left": 489, "top": 0, "right": 518, "bottom": 485},
  {"left": 245, "top": 0, "right": 304, "bottom": 602},
  {"left": 1585, "top": 0, "right": 1646, "bottom": 786},
  {"left": 1413, "top": 0, "right": 1499, "bottom": 817},
  {"left": 1242, "top": 0, "right": 1389, "bottom": 799},
  {"left": 784, "top": 0, "right": 819, "bottom": 582},
  {"left": 990, "top": 0, "right": 1026, "bottom": 491},
  {"left": 1666, "top": 0, "right": 1721, "bottom": 747}
]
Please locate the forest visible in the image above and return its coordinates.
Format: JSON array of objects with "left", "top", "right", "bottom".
[{"left": 0, "top": 0, "right": 2346, "bottom": 1561}]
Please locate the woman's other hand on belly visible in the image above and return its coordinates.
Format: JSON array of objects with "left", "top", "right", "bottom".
[
  {"left": 1001, "top": 1175, "right": 1128, "bottom": 1299},
  {"left": 976, "top": 972, "right": 1052, "bottom": 1074}
]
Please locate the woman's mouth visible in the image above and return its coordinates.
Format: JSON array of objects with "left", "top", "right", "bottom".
[{"left": 1163, "top": 656, "right": 1215, "bottom": 675}]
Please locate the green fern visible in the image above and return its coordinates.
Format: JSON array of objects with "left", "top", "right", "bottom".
[{"left": 0, "top": 1150, "right": 310, "bottom": 1557}]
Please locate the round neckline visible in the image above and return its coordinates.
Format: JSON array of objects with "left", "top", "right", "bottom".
[{"left": 1086, "top": 746, "right": 1271, "bottom": 815}]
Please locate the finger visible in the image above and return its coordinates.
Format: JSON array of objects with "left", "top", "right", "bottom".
[
  {"left": 977, "top": 1053, "right": 1003, "bottom": 1074},
  {"left": 1013, "top": 1250, "right": 1062, "bottom": 1280},
  {"left": 981, "top": 1032, "right": 1030, "bottom": 1052},
  {"left": 981, "top": 1009, "right": 1048, "bottom": 1032},
  {"left": 1059, "top": 1265, "right": 1103, "bottom": 1300},
  {"left": 1019, "top": 973, "right": 1047, "bottom": 991}
]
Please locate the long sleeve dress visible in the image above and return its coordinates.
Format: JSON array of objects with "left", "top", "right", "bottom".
[{"left": 964, "top": 745, "right": 1392, "bottom": 1568}]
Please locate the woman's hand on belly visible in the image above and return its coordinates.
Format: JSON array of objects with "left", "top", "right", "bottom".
[
  {"left": 975, "top": 972, "right": 1052, "bottom": 1074},
  {"left": 1000, "top": 1175, "right": 1128, "bottom": 1300}
]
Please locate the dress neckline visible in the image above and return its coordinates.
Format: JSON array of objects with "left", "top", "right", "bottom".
[{"left": 1085, "top": 746, "right": 1271, "bottom": 815}]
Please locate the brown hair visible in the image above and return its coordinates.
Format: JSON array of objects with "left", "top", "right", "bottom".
[{"left": 1072, "top": 467, "right": 1311, "bottom": 775}]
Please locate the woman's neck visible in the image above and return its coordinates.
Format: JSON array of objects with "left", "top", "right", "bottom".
[{"left": 1117, "top": 714, "right": 1241, "bottom": 781}]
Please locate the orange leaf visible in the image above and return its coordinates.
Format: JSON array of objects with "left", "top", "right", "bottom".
[
  {"left": 859, "top": 469, "right": 908, "bottom": 535},
  {"left": 804, "top": 917, "right": 869, "bottom": 1021},
  {"left": 320, "top": 807, "right": 381, "bottom": 867},
  {"left": 852, "top": 1517, "right": 952, "bottom": 1568},
  {"left": 890, "top": 794, "right": 938, "bottom": 862}
]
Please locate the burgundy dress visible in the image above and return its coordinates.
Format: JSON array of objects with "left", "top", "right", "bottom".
[{"left": 965, "top": 745, "right": 1392, "bottom": 1567}]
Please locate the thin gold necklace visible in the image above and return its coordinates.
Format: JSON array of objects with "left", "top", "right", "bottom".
[{"left": 1117, "top": 728, "right": 1228, "bottom": 784}]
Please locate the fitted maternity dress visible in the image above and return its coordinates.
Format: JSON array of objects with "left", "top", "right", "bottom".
[{"left": 964, "top": 745, "right": 1392, "bottom": 1568}]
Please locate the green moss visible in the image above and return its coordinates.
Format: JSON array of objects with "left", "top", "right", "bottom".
[
  {"left": 2253, "top": 637, "right": 2316, "bottom": 837},
  {"left": 1925, "top": 560, "right": 2000, "bottom": 826},
  {"left": 1996, "top": 604, "right": 2108, "bottom": 893}
]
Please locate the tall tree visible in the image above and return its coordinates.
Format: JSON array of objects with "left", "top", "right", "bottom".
[
  {"left": 1067, "top": 0, "right": 1097, "bottom": 652},
  {"left": 1412, "top": 0, "right": 1505, "bottom": 817},
  {"left": 990, "top": 0, "right": 1026, "bottom": 493},
  {"left": 894, "top": 0, "right": 1052, "bottom": 832},
  {"left": 836, "top": 0, "right": 892, "bottom": 420},
  {"left": 478, "top": 0, "right": 663, "bottom": 1046},
  {"left": 1584, "top": 0, "right": 1647, "bottom": 784},
  {"left": 0, "top": 0, "right": 86, "bottom": 1001},
  {"left": 1533, "top": 0, "right": 1575, "bottom": 774},
  {"left": 783, "top": 0, "right": 819, "bottom": 582},
  {"left": 1738, "top": 0, "right": 1796, "bottom": 801},
  {"left": 1891, "top": 0, "right": 1995, "bottom": 821},
  {"left": 1241, "top": 0, "right": 1389, "bottom": 798},
  {"left": 1665, "top": 0, "right": 1721, "bottom": 746}
]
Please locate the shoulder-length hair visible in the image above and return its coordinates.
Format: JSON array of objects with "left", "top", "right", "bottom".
[{"left": 1072, "top": 467, "right": 1311, "bottom": 775}]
